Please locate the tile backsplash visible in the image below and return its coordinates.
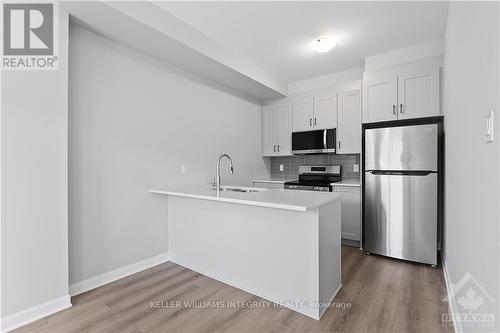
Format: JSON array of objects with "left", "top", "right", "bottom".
[{"left": 269, "top": 154, "right": 360, "bottom": 180}]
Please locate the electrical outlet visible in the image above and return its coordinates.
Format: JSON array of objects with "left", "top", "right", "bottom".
[
  {"left": 181, "top": 164, "right": 188, "bottom": 174},
  {"left": 353, "top": 164, "right": 359, "bottom": 172},
  {"left": 279, "top": 164, "right": 284, "bottom": 172}
]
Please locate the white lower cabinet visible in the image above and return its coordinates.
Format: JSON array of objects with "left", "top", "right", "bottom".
[{"left": 333, "top": 185, "right": 361, "bottom": 242}]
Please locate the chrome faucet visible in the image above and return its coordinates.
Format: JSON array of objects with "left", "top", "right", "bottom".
[{"left": 215, "top": 153, "right": 234, "bottom": 193}]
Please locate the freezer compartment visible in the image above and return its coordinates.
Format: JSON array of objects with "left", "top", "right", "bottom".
[
  {"left": 364, "top": 171, "right": 437, "bottom": 265},
  {"left": 365, "top": 124, "right": 438, "bottom": 171}
]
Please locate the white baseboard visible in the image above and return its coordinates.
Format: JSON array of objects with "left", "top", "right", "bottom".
[
  {"left": 69, "top": 252, "right": 170, "bottom": 297},
  {"left": 1, "top": 295, "right": 72, "bottom": 333},
  {"left": 441, "top": 252, "right": 461, "bottom": 333}
]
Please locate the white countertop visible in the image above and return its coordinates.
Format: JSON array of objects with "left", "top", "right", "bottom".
[
  {"left": 149, "top": 185, "right": 340, "bottom": 212},
  {"left": 331, "top": 180, "right": 360, "bottom": 187},
  {"left": 252, "top": 178, "right": 296, "bottom": 184}
]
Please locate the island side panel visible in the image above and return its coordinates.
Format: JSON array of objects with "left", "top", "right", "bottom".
[
  {"left": 318, "top": 198, "right": 342, "bottom": 317},
  {"left": 167, "top": 196, "right": 320, "bottom": 319}
]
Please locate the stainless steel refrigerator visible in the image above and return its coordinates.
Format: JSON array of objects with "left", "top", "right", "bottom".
[{"left": 363, "top": 121, "right": 441, "bottom": 266}]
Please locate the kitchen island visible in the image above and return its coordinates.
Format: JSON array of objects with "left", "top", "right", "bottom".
[{"left": 149, "top": 186, "right": 341, "bottom": 319}]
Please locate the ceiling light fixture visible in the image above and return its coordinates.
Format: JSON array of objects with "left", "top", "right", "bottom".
[{"left": 311, "top": 36, "right": 337, "bottom": 53}]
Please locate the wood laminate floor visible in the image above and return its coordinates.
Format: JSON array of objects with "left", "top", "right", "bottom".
[{"left": 14, "top": 246, "right": 453, "bottom": 333}]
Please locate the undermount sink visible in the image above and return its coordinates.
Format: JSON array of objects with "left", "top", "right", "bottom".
[
  {"left": 213, "top": 186, "right": 267, "bottom": 193},
  {"left": 219, "top": 188, "right": 257, "bottom": 193}
]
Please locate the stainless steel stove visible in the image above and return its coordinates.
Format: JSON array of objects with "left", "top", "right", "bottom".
[{"left": 284, "top": 165, "right": 342, "bottom": 192}]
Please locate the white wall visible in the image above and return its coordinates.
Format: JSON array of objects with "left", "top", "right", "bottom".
[
  {"left": 364, "top": 39, "right": 444, "bottom": 70},
  {"left": 287, "top": 67, "right": 363, "bottom": 95},
  {"left": 443, "top": 2, "right": 500, "bottom": 332},
  {"left": 1, "top": 11, "right": 70, "bottom": 331},
  {"left": 61, "top": 1, "right": 287, "bottom": 100},
  {"left": 68, "top": 25, "right": 269, "bottom": 286},
  {"left": 287, "top": 40, "right": 444, "bottom": 96}
]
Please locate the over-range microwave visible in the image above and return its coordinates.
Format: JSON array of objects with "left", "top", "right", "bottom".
[{"left": 292, "top": 128, "right": 336, "bottom": 155}]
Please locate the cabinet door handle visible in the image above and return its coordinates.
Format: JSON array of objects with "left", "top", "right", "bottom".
[
  {"left": 314, "top": 118, "right": 317, "bottom": 126},
  {"left": 277, "top": 145, "right": 280, "bottom": 152},
  {"left": 309, "top": 118, "right": 312, "bottom": 126},
  {"left": 339, "top": 141, "right": 341, "bottom": 150},
  {"left": 392, "top": 105, "right": 397, "bottom": 116},
  {"left": 400, "top": 104, "right": 404, "bottom": 114},
  {"left": 273, "top": 145, "right": 276, "bottom": 152}
]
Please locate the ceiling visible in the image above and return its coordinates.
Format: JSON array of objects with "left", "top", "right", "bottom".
[{"left": 156, "top": 1, "right": 449, "bottom": 84}]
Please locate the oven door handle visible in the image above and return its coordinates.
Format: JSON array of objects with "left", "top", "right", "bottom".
[{"left": 323, "top": 130, "right": 327, "bottom": 150}]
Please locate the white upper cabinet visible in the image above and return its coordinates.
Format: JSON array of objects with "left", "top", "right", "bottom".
[
  {"left": 292, "top": 92, "right": 337, "bottom": 132},
  {"left": 397, "top": 68, "right": 440, "bottom": 120},
  {"left": 262, "top": 99, "right": 291, "bottom": 157},
  {"left": 337, "top": 88, "right": 361, "bottom": 154},
  {"left": 288, "top": 86, "right": 361, "bottom": 153},
  {"left": 262, "top": 103, "right": 277, "bottom": 156},
  {"left": 313, "top": 93, "right": 338, "bottom": 130},
  {"left": 292, "top": 96, "right": 314, "bottom": 132},
  {"left": 276, "top": 101, "right": 291, "bottom": 155},
  {"left": 362, "top": 66, "right": 440, "bottom": 123},
  {"left": 362, "top": 74, "right": 398, "bottom": 123}
]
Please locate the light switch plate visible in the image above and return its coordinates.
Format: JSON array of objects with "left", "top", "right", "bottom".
[
  {"left": 485, "top": 109, "right": 495, "bottom": 143},
  {"left": 279, "top": 164, "right": 284, "bottom": 172},
  {"left": 353, "top": 164, "right": 359, "bottom": 172},
  {"left": 181, "top": 164, "right": 188, "bottom": 174}
]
